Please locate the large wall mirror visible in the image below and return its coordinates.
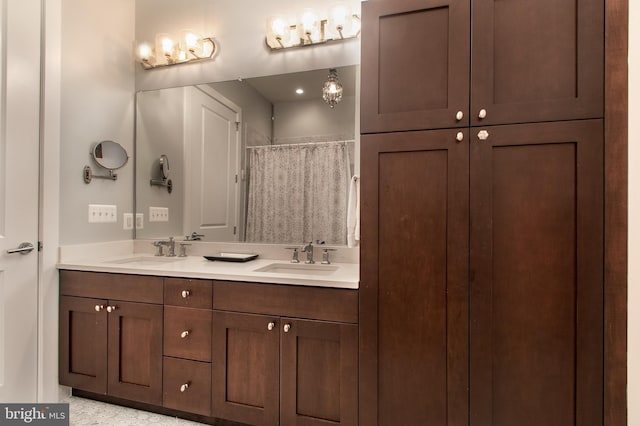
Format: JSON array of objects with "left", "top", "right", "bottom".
[{"left": 135, "top": 65, "right": 359, "bottom": 245}]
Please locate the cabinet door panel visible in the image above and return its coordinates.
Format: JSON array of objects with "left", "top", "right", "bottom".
[
  {"left": 59, "top": 296, "right": 107, "bottom": 394},
  {"left": 469, "top": 120, "right": 603, "bottom": 426},
  {"left": 280, "top": 319, "right": 357, "bottom": 426},
  {"left": 360, "top": 129, "right": 469, "bottom": 426},
  {"left": 471, "top": 0, "right": 603, "bottom": 125},
  {"left": 107, "top": 301, "right": 163, "bottom": 405},
  {"left": 212, "top": 311, "right": 279, "bottom": 426},
  {"left": 361, "top": 0, "right": 470, "bottom": 133}
]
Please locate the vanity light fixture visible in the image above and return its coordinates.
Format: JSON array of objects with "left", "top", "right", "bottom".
[
  {"left": 136, "top": 31, "right": 217, "bottom": 70},
  {"left": 265, "top": 4, "right": 361, "bottom": 51},
  {"left": 322, "top": 68, "right": 343, "bottom": 108}
]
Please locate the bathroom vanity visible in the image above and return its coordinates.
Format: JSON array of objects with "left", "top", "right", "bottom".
[{"left": 58, "top": 249, "right": 358, "bottom": 426}]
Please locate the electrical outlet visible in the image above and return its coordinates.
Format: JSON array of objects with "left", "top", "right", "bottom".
[
  {"left": 88, "top": 204, "right": 117, "bottom": 223},
  {"left": 149, "top": 206, "right": 169, "bottom": 222},
  {"left": 135, "top": 213, "right": 144, "bottom": 229},
  {"left": 123, "top": 213, "right": 134, "bottom": 230}
]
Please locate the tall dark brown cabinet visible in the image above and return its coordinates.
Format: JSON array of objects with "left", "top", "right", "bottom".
[{"left": 359, "top": 0, "right": 605, "bottom": 425}]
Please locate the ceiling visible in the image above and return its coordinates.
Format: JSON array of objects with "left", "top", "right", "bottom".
[{"left": 244, "top": 65, "right": 357, "bottom": 103}]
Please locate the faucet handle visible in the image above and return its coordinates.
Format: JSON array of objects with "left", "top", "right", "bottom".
[
  {"left": 179, "top": 243, "right": 191, "bottom": 257},
  {"left": 321, "top": 248, "right": 337, "bottom": 264},
  {"left": 152, "top": 240, "right": 165, "bottom": 256},
  {"left": 285, "top": 247, "right": 300, "bottom": 263}
]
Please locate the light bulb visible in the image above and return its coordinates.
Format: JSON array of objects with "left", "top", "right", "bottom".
[
  {"left": 299, "top": 9, "right": 318, "bottom": 42},
  {"left": 155, "top": 33, "right": 174, "bottom": 65},
  {"left": 185, "top": 33, "right": 199, "bottom": 49},
  {"left": 161, "top": 37, "right": 174, "bottom": 56},
  {"left": 137, "top": 43, "right": 152, "bottom": 61},
  {"left": 329, "top": 4, "right": 351, "bottom": 38},
  {"left": 267, "top": 16, "right": 290, "bottom": 48}
]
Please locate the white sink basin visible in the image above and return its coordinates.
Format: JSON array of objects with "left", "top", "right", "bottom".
[
  {"left": 105, "top": 256, "right": 185, "bottom": 266},
  {"left": 254, "top": 262, "right": 339, "bottom": 276}
]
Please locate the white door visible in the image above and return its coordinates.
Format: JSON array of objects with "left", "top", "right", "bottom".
[
  {"left": 0, "top": 0, "right": 41, "bottom": 403},
  {"left": 184, "top": 86, "right": 240, "bottom": 241}
]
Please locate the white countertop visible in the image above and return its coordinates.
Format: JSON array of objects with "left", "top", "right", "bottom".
[{"left": 57, "top": 241, "right": 359, "bottom": 289}]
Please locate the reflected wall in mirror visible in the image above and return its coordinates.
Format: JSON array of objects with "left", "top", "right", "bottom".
[{"left": 135, "top": 65, "right": 358, "bottom": 245}]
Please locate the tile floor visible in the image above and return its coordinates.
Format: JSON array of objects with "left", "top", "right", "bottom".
[{"left": 63, "top": 396, "right": 204, "bottom": 425}]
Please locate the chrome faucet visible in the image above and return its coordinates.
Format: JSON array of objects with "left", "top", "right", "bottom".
[
  {"left": 285, "top": 247, "right": 300, "bottom": 263},
  {"left": 186, "top": 232, "right": 204, "bottom": 241},
  {"left": 301, "top": 241, "right": 315, "bottom": 264},
  {"left": 152, "top": 237, "right": 176, "bottom": 257},
  {"left": 166, "top": 237, "right": 176, "bottom": 257}
]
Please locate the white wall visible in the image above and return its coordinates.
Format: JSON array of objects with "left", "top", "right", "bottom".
[
  {"left": 274, "top": 95, "right": 356, "bottom": 144},
  {"left": 59, "top": 0, "right": 135, "bottom": 244},
  {"left": 628, "top": 2, "right": 639, "bottom": 423},
  {"left": 135, "top": 0, "right": 362, "bottom": 91}
]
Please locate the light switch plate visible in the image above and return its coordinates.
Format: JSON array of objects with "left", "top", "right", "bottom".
[
  {"left": 149, "top": 206, "right": 169, "bottom": 222},
  {"left": 88, "top": 204, "right": 117, "bottom": 223},
  {"left": 135, "top": 213, "right": 144, "bottom": 229}
]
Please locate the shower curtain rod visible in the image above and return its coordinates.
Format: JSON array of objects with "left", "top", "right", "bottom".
[{"left": 245, "top": 139, "right": 355, "bottom": 149}]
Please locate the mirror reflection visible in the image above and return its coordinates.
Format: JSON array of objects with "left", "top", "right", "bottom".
[{"left": 135, "top": 65, "right": 358, "bottom": 245}]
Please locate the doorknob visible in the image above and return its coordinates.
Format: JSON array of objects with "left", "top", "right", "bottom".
[{"left": 6, "top": 242, "right": 35, "bottom": 255}]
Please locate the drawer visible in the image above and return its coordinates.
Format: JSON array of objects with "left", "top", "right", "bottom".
[
  {"left": 213, "top": 281, "right": 358, "bottom": 323},
  {"left": 164, "top": 306, "right": 212, "bottom": 362},
  {"left": 164, "top": 278, "right": 212, "bottom": 309},
  {"left": 59, "top": 271, "right": 163, "bottom": 304},
  {"left": 163, "top": 357, "right": 211, "bottom": 417}
]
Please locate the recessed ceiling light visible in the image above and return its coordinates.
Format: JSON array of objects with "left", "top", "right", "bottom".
[{"left": 295, "top": 88, "right": 304, "bottom": 94}]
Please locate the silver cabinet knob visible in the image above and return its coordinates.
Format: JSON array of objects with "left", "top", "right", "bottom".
[
  {"left": 267, "top": 322, "right": 275, "bottom": 331},
  {"left": 477, "top": 130, "right": 489, "bottom": 141},
  {"left": 180, "top": 383, "right": 189, "bottom": 392},
  {"left": 456, "top": 132, "right": 464, "bottom": 142},
  {"left": 455, "top": 110, "right": 464, "bottom": 121},
  {"left": 106, "top": 305, "right": 117, "bottom": 313},
  {"left": 94, "top": 305, "right": 104, "bottom": 312},
  {"left": 478, "top": 108, "right": 487, "bottom": 119},
  {"left": 180, "top": 330, "right": 190, "bottom": 338},
  {"left": 283, "top": 323, "right": 291, "bottom": 333},
  {"left": 181, "top": 290, "right": 190, "bottom": 298}
]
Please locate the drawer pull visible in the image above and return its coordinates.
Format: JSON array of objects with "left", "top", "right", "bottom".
[
  {"left": 180, "top": 383, "right": 190, "bottom": 393},
  {"left": 283, "top": 323, "right": 291, "bottom": 333},
  {"left": 106, "top": 305, "right": 117, "bottom": 313},
  {"left": 181, "top": 290, "right": 191, "bottom": 298},
  {"left": 267, "top": 322, "right": 275, "bottom": 331},
  {"left": 94, "top": 305, "right": 104, "bottom": 312},
  {"left": 180, "top": 330, "right": 190, "bottom": 339}
]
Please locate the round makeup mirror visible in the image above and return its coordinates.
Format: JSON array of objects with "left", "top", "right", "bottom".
[{"left": 93, "top": 140, "right": 129, "bottom": 170}]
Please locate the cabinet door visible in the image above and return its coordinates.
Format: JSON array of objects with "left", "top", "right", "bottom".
[
  {"left": 280, "top": 319, "right": 358, "bottom": 426},
  {"left": 360, "top": 129, "right": 469, "bottom": 426},
  {"left": 469, "top": 120, "right": 603, "bottom": 426},
  {"left": 471, "top": 0, "right": 603, "bottom": 125},
  {"left": 361, "top": 0, "right": 470, "bottom": 133},
  {"left": 59, "top": 296, "right": 107, "bottom": 394},
  {"left": 107, "top": 301, "right": 163, "bottom": 405},
  {"left": 212, "top": 311, "right": 279, "bottom": 426}
]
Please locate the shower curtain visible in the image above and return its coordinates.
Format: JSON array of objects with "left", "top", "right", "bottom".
[{"left": 245, "top": 140, "right": 353, "bottom": 245}]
